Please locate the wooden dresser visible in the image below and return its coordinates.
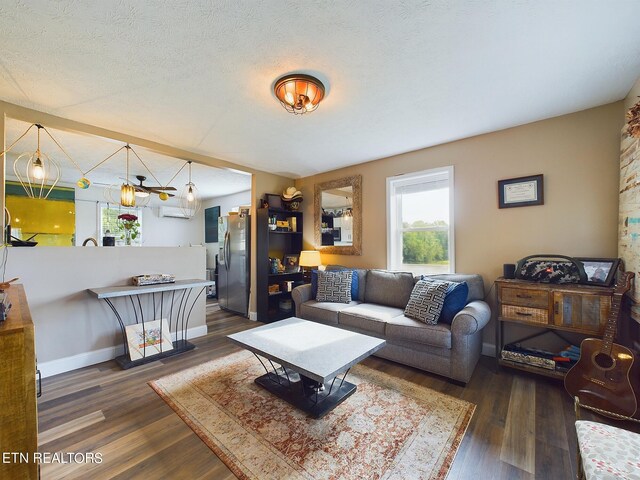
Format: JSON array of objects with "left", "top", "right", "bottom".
[
  {"left": 496, "top": 278, "right": 614, "bottom": 379},
  {"left": 0, "top": 285, "right": 38, "bottom": 479}
]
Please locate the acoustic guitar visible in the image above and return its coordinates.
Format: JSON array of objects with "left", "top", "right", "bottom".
[{"left": 564, "top": 271, "right": 637, "bottom": 417}]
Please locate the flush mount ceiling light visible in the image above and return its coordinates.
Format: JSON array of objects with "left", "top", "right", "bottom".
[{"left": 274, "top": 74, "right": 325, "bottom": 115}]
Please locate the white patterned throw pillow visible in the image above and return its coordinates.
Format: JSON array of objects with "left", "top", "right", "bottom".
[
  {"left": 316, "top": 270, "right": 353, "bottom": 303},
  {"left": 404, "top": 279, "right": 449, "bottom": 324}
]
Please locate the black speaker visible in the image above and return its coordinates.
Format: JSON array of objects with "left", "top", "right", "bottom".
[{"left": 503, "top": 263, "right": 516, "bottom": 279}]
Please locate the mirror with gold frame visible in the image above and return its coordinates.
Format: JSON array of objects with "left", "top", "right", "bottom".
[{"left": 314, "top": 175, "right": 361, "bottom": 255}]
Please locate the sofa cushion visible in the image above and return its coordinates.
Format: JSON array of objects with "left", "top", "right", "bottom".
[
  {"left": 300, "top": 300, "right": 361, "bottom": 325},
  {"left": 365, "top": 270, "right": 415, "bottom": 308},
  {"left": 386, "top": 315, "right": 452, "bottom": 349},
  {"left": 420, "top": 277, "right": 469, "bottom": 324},
  {"left": 316, "top": 270, "right": 352, "bottom": 303},
  {"left": 339, "top": 303, "right": 404, "bottom": 335},
  {"left": 404, "top": 280, "right": 448, "bottom": 324},
  {"left": 312, "top": 268, "right": 360, "bottom": 300}
]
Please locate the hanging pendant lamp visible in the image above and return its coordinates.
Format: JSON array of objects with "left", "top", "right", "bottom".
[
  {"left": 12, "top": 124, "right": 61, "bottom": 199},
  {"left": 120, "top": 145, "right": 136, "bottom": 207},
  {"left": 179, "top": 161, "right": 200, "bottom": 217}
]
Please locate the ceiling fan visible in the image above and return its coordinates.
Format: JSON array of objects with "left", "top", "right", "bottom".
[{"left": 130, "top": 175, "right": 176, "bottom": 198}]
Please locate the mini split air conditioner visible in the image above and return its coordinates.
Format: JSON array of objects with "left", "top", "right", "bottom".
[{"left": 159, "top": 206, "right": 189, "bottom": 219}]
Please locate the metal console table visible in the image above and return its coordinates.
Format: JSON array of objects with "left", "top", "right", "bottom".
[{"left": 88, "top": 279, "right": 213, "bottom": 369}]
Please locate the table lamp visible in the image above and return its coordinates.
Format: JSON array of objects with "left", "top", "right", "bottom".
[{"left": 299, "top": 250, "right": 322, "bottom": 281}]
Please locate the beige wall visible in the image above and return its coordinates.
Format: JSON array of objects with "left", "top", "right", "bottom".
[{"left": 296, "top": 102, "right": 624, "bottom": 346}]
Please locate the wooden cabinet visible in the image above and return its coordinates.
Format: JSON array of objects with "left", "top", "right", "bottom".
[
  {"left": 257, "top": 208, "right": 304, "bottom": 323},
  {"left": 496, "top": 278, "right": 613, "bottom": 379},
  {"left": 0, "top": 284, "right": 38, "bottom": 479}
]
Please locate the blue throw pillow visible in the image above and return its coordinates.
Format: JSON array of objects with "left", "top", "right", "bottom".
[
  {"left": 421, "top": 277, "right": 468, "bottom": 324},
  {"left": 312, "top": 268, "right": 359, "bottom": 300}
]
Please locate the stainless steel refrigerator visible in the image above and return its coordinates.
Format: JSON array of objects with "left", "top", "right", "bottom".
[{"left": 218, "top": 215, "right": 250, "bottom": 316}]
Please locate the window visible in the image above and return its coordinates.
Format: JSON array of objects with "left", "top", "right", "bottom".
[
  {"left": 100, "top": 204, "right": 143, "bottom": 245},
  {"left": 387, "top": 166, "right": 454, "bottom": 274}
]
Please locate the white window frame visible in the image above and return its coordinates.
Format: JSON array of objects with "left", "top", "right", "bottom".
[
  {"left": 99, "top": 203, "right": 143, "bottom": 245},
  {"left": 386, "top": 166, "right": 455, "bottom": 273}
]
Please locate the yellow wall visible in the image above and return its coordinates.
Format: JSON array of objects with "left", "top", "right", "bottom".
[{"left": 296, "top": 102, "right": 624, "bottom": 344}]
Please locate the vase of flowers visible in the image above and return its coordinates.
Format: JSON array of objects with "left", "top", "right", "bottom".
[{"left": 118, "top": 213, "right": 140, "bottom": 246}]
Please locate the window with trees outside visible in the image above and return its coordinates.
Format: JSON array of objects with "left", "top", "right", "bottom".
[
  {"left": 387, "top": 166, "right": 454, "bottom": 274},
  {"left": 100, "top": 204, "right": 143, "bottom": 246}
]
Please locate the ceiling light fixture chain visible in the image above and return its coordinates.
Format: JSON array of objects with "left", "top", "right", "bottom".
[
  {"left": 0, "top": 123, "right": 36, "bottom": 158},
  {"left": 84, "top": 145, "right": 127, "bottom": 176},
  {"left": 164, "top": 160, "right": 189, "bottom": 188},
  {"left": 128, "top": 144, "right": 166, "bottom": 187},
  {"left": 41, "top": 125, "right": 87, "bottom": 181}
]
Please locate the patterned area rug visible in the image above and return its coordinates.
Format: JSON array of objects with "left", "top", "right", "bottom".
[{"left": 150, "top": 351, "right": 475, "bottom": 480}]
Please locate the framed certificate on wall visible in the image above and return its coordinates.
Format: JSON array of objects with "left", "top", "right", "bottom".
[{"left": 498, "top": 174, "right": 544, "bottom": 208}]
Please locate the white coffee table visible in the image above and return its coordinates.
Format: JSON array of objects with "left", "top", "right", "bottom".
[{"left": 227, "top": 317, "right": 385, "bottom": 418}]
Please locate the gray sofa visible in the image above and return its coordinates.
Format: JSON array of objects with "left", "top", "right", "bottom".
[{"left": 291, "top": 268, "right": 491, "bottom": 384}]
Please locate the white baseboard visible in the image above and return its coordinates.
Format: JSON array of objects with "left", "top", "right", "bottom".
[
  {"left": 249, "top": 311, "right": 257, "bottom": 321},
  {"left": 482, "top": 342, "right": 496, "bottom": 357},
  {"left": 39, "top": 325, "right": 209, "bottom": 379}
]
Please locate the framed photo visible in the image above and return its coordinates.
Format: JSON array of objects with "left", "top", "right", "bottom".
[
  {"left": 498, "top": 174, "right": 544, "bottom": 208},
  {"left": 283, "top": 254, "right": 300, "bottom": 273},
  {"left": 125, "top": 319, "right": 173, "bottom": 361},
  {"left": 577, "top": 257, "right": 620, "bottom": 287}
]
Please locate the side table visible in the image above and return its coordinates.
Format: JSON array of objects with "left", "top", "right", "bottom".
[{"left": 88, "top": 279, "right": 212, "bottom": 369}]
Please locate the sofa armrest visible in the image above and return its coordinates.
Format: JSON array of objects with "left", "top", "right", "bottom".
[
  {"left": 451, "top": 300, "right": 491, "bottom": 336},
  {"left": 292, "top": 284, "right": 313, "bottom": 317}
]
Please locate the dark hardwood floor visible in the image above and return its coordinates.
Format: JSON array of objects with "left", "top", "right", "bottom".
[{"left": 37, "top": 312, "right": 635, "bottom": 479}]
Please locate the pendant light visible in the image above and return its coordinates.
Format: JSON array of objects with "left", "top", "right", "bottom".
[
  {"left": 120, "top": 145, "right": 136, "bottom": 207},
  {"left": 344, "top": 196, "right": 353, "bottom": 219},
  {"left": 179, "top": 161, "right": 200, "bottom": 217},
  {"left": 7, "top": 124, "right": 92, "bottom": 197},
  {"left": 12, "top": 124, "right": 61, "bottom": 199}
]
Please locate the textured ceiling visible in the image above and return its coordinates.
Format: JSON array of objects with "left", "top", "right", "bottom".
[
  {"left": 4, "top": 119, "right": 251, "bottom": 199},
  {"left": 1, "top": 1, "right": 640, "bottom": 178}
]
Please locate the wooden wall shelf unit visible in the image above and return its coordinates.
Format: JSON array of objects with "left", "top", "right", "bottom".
[
  {"left": 0, "top": 284, "right": 38, "bottom": 479},
  {"left": 257, "top": 207, "right": 304, "bottom": 323},
  {"left": 496, "top": 278, "right": 614, "bottom": 379}
]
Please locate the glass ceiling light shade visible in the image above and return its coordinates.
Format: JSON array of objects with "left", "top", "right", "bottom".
[
  {"left": 12, "top": 125, "right": 61, "bottom": 199},
  {"left": 179, "top": 161, "right": 200, "bottom": 217},
  {"left": 105, "top": 183, "right": 150, "bottom": 207},
  {"left": 274, "top": 74, "right": 325, "bottom": 115}
]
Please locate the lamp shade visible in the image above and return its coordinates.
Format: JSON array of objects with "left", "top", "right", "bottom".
[{"left": 299, "top": 250, "right": 322, "bottom": 267}]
